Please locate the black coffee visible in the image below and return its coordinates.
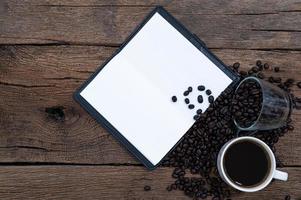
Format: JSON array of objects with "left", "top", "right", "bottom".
[{"left": 223, "top": 140, "right": 270, "bottom": 187}]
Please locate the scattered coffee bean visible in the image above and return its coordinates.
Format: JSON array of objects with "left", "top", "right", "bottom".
[
  {"left": 297, "top": 81, "right": 301, "bottom": 88},
  {"left": 194, "top": 115, "right": 200, "bottom": 120},
  {"left": 188, "top": 87, "right": 193, "bottom": 92},
  {"left": 164, "top": 60, "right": 298, "bottom": 200},
  {"left": 144, "top": 185, "right": 151, "bottom": 191},
  {"left": 233, "top": 62, "right": 240, "bottom": 70},
  {"left": 197, "top": 109, "right": 202, "bottom": 114},
  {"left": 248, "top": 69, "right": 254, "bottom": 75},
  {"left": 184, "top": 91, "right": 189, "bottom": 96},
  {"left": 251, "top": 66, "right": 259, "bottom": 73},
  {"left": 198, "top": 95, "right": 203, "bottom": 103},
  {"left": 274, "top": 67, "right": 280, "bottom": 72},
  {"left": 264, "top": 63, "right": 269, "bottom": 70},
  {"left": 256, "top": 60, "right": 262, "bottom": 67},
  {"left": 206, "top": 89, "right": 212, "bottom": 95},
  {"left": 208, "top": 95, "right": 214, "bottom": 104},
  {"left": 171, "top": 96, "right": 177, "bottom": 102},
  {"left": 268, "top": 76, "right": 274, "bottom": 83},
  {"left": 198, "top": 85, "right": 205, "bottom": 91},
  {"left": 188, "top": 104, "right": 195, "bottom": 109},
  {"left": 257, "top": 72, "right": 265, "bottom": 79},
  {"left": 185, "top": 98, "right": 190, "bottom": 104}
]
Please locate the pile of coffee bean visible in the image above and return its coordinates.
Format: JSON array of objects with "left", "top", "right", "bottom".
[
  {"left": 232, "top": 79, "right": 262, "bottom": 128},
  {"left": 163, "top": 61, "right": 298, "bottom": 200}
]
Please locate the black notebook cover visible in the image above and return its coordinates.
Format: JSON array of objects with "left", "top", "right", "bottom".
[{"left": 74, "top": 6, "right": 239, "bottom": 169}]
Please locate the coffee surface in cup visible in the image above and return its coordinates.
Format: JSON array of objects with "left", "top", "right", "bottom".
[{"left": 223, "top": 140, "right": 270, "bottom": 187}]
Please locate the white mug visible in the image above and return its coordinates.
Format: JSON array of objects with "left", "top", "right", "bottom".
[{"left": 217, "top": 136, "right": 288, "bottom": 192}]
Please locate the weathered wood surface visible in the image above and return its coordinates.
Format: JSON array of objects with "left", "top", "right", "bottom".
[
  {"left": 1, "top": 0, "right": 301, "bottom": 49},
  {"left": 0, "top": 166, "right": 300, "bottom": 200},
  {"left": 0, "top": 45, "right": 301, "bottom": 166},
  {"left": 1, "top": 0, "right": 301, "bottom": 199}
]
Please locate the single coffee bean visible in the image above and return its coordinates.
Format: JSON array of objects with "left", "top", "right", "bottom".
[
  {"left": 144, "top": 185, "right": 151, "bottom": 191},
  {"left": 206, "top": 90, "right": 212, "bottom": 95},
  {"left": 285, "top": 195, "right": 291, "bottom": 200},
  {"left": 198, "top": 85, "right": 205, "bottom": 91},
  {"left": 184, "top": 91, "right": 189, "bottom": 96},
  {"left": 268, "top": 77, "right": 274, "bottom": 83},
  {"left": 251, "top": 67, "right": 259, "bottom": 73},
  {"left": 256, "top": 60, "right": 262, "bottom": 67},
  {"left": 188, "top": 104, "right": 195, "bottom": 109},
  {"left": 274, "top": 67, "right": 280, "bottom": 72},
  {"left": 208, "top": 96, "right": 214, "bottom": 104},
  {"left": 257, "top": 72, "right": 265, "bottom": 79},
  {"left": 233, "top": 62, "right": 240, "bottom": 70},
  {"left": 193, "top": 115, "right": 200, "bottom": 120},
  {"left": 197, "top": 109, "right": 202, "bottom": 114},
  {"left": 172, "top": 96, "right": 177, "bottom": 102},
  {"left": 198, "top": 95, "right": 203, "bottom": 103},
  {"left": 297, "top": 81, "right": 301, "bottom": 88},
  {"left": 263, "top": 63, "right": 269, "bottom": 69},
  {"left": 188, "top": 87, "right": 193, "bottom": 92},
  {"left": 185, "top": 98, "right": 190, "bottom": 104}
]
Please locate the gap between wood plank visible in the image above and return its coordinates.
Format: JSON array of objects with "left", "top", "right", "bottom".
[{"left": 0, "top": 162, "right": 299, "bottom": 168}]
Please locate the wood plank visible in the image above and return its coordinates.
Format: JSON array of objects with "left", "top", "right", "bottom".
[
  {"left": 0, "top": 166, "right": 299, "bottom": 200},
  {"left": 1, "top": 0, "right": 301, "bottom": 49},
  {"left": 0, "top": 45, "right": 301, "bottom": 165}
]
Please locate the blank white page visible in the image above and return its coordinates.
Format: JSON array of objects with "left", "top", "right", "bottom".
[{"left": 80, "top": 12, "right": 233, "bottom": 165}]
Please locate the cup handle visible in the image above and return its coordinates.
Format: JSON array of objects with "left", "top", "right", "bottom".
[{"left": 273, "top": 169, "right": 288, "bottom": 181}]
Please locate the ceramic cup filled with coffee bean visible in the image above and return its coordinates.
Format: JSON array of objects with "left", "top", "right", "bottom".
[{"left": 233, "top": 77, "right": 292, "bottom": 131}]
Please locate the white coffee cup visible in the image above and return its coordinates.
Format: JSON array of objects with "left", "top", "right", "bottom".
[{"left": 217, "top": 136, "right": 288, "bottom": 192}]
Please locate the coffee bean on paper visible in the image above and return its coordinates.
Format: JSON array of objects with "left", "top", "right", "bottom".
[
  {"left": 208, "top": 95, "right": 214, "bottom": 104},
  {"left": 197, "top": 109, "right": 202, "bottom": 114},
  {"left": 183, "top": 91, "right": 189, "bottom": 96},
  {"left": 185, "top": 98, "right": 190, "bottom": 104},
  {"left": 188, "top": 104, "right": 195, "bottom": 109},
  {"left": 198, "top": 95, "right": 203, "bottom": 103},
  {"left": 194, "top": 115, "right": 200, "bottom": 120},
  {"left": 188, "top": 87, "right": 193, "bottom": 92},
  {"left": 171, "top": 96, "right": 177, "bottom": 102},
  {"left": 206, "top": 89, "right": 212, "bottom": 95},
  {"left": 198, "top": 85, "right": 205, "bottom": 91}
]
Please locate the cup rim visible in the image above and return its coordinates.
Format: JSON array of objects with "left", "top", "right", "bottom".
[
  {"left": 233, "top": 76, "right": 264, "bottom": 131},
  {"left": 219, "top": 136, "right": 276, "bottom": 192}
]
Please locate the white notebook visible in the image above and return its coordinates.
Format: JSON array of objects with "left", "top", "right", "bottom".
[{"left": 74, "top": 7, "right": 238, "bottom": 169}]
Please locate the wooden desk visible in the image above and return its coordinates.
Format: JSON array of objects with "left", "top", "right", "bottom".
[{"left": 0, "top": 1, "right": 300, "bottom": 199}]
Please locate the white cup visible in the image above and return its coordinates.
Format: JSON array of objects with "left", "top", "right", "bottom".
[{"left": 217, "top": 136, "right": 288, "bottom": 192}]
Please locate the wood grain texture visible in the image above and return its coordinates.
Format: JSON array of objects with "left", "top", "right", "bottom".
[
  {"left": 0, "top": 45, "right": 301, "bottom": 165},
  {"left": 1, "top": 0, "right": 301, "bottom": 49},
  {"left": 0, "top": 166, "right": 299, "bottom": 200}
]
